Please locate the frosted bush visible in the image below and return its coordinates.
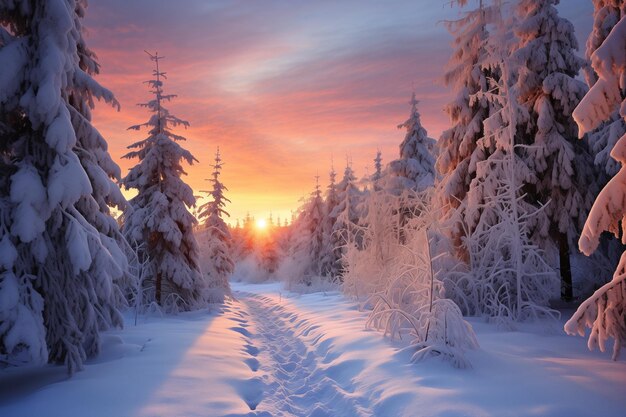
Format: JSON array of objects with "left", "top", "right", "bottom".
[{"left": 365, "top": 226, "right": 479, "bottom": 368}]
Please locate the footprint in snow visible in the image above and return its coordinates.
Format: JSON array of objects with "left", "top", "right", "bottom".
[
  {"left": 230, "top": 326, "right": 253, "bottom": 338},
  {"left": 228, "top": 377, "right": 265, "bottom": 411},
  {"left": 244, "top": 357, "right": 260, "bottom": 372}
]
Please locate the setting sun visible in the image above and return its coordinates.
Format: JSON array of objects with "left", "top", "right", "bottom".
[{"left": 255, "top": 218, "right": 268, "bottom": 230}]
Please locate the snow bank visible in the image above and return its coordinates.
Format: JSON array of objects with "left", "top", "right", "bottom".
[
  {"left": 0, "top": 302, "right": 258, "bottom": 417},
  {"left": 1, "top": 282, "right": 624, "bottom": 417},
  {"left": 234, "top": 282, "right": 626, "bottom": 417}
]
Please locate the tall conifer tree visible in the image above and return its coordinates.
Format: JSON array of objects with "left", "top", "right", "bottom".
[
  {"left": 566, "top": 15, "right": 626, "bottom": 360},
  {"left": 388, "top": 94, "right": 436, "bottom": 194},
  {"left": 512, "top": 0, "right": 595, "bottom": 300},
  {"left": 0, "top": 0, "right": 128, "bottom": 372},
  {"left": 197, "top": 148, "right": 233, "bottom": 303},
  {"left": 122, "top": 52, "right": 204, "bottom": 310},
  {"left": 436, "top": 0, "right": 500, "bottom": 250}
]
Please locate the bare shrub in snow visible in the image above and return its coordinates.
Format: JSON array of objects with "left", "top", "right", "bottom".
[
  {"left": 342, "top": 188, "right": 477, "bottom": 367},
  {"left": 364, "top": 222, "right": 479, "bottom": 369},
  {"left": 444, "top": 168, "right": 560, "bottom": 326},
  {"left": 342, "top": 189, "right": 408, "bottom": 300}
]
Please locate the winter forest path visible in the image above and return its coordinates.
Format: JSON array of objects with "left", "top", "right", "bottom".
[
  {"left": 2, "top": 282, "right": 625, "bottom": 417},
  {"left": 230, "top": 290, "right": 373, "bottom": 417}
]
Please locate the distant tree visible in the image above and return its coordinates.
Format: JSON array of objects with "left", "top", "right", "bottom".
[
  {"left": 371, "top": 150, "right": 384, "bottom": 191},
  {"left": 387, "top": 94, "right": 437, "bottom": 243},
  {"left": 565, "top": 15, "right": 626, "bottom": 360},
  {"left": 321, "top": 165, "right": 340, "bottom": 278},
  {"left": 0, "top": 0, "right": 128, "bottom": 373},
  {"left": 331, "top": 164, "right": 362, "bottom": 277},
  {"left": 291, "top": 176, "right": 326, "bottom": 283},
  {"left": 512, "top": 0, "right": 595, "bottom": 300},
  {"left": 122, "top": 52, "right": 204, "bottom": 311},
  {"left": 197, "top": 148, "right": 233, "bottom": 303},
  {"left": 387, "top": 93, "right": 436, "bottom": 195}
]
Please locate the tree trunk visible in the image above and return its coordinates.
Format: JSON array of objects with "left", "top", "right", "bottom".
[
  {"left": 155, "top": 271, "right": 162, "bottom": 305},
  {"left": 559, "top": 232, "right": 573, "bottom": 301}
]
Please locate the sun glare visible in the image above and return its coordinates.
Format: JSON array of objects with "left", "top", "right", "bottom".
[{"left": 256, "top": 218, "right": 267, "bottom": 230}]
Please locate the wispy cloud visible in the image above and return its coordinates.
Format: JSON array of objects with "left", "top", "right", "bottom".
[{"left": 85, "top": 0, "right": 592, "bottom": 223}]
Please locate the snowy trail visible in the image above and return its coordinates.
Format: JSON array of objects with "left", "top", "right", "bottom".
[
  {"left": 233, "top": 291, "right": 371, "bottom": 417},
  {"left": 1, "top": 281, "right": 625, "bottom": 417}
]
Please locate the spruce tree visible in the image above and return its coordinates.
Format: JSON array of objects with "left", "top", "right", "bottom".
[
  {"left": 566, "top": 15, "right": 626, "bottom": 360},
  {"left": 197, "top": 148, "right": 232, "bottom": 303},
  {"left": 331, "top": 163, "right": 361, "bottom": 278},
  {"left": 386, "top": 94, "right": 437, "bottom": 243},
  {"left": 512, "top": 0, "right": 595, "bottom": 300},
  {"left": 585, "top": 1, "right": 625, "bottom": 177},
  {"left": 387, "top": 93, "right": 436, "bottom": 195},
  {"left": 371, "top": 150, "right": 383, "bottom": 192},
  {"left": 321, "top": 165, "right": 340, "bottom": 278},
  {"left": 291, "top": 176, "right": 325, "bottom": 282},
  {"left": 436, "top": 0, "right": 500, "bottom": 249},
  {"left": 122, "top": 52, "right": 204, "bottom": 311},
  {"left": 0, "top": 0, "right": 127, "bottom": 373}
]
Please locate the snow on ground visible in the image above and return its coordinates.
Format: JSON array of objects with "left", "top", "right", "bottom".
[{"left": 0, "top": 281, "right": 624, "bottom": 417}]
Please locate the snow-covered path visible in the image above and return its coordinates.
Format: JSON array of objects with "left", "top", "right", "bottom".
[
  {"left": 1, "top": 281, "right": 625, "bottom": 417},
  {"left": 237, "top": 292, "right": 370, "bottom": 417}
]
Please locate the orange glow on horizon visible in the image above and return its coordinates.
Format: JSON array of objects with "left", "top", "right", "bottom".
[
  {"left": 85, "top": 0, "right": 592, "bottom": 228},
  {"left": 255, "top": 218, "right": 268, "bottom": 230}
]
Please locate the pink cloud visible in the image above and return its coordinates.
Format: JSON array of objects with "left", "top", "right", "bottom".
[{"left": 85, "top": 0, "right": 592, "bottom": 224}]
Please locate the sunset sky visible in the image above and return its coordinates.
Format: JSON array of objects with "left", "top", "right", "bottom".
[{"left": 85, "top": 0, "right": 592, "bottom": 225}]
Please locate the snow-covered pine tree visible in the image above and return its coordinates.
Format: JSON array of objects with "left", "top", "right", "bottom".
[
  {"left": 0, "top": 0, "right": 128, "bottom": 373},
  {"left": 321, "top": 165, "right": 340, "bottom": 278},
  {"left": 332, "top": 163, "right": 362, "bottom": 279},
  {"left": 387, "top": 93, "right": 436, "bottom": 194},
  {"left": 307, "top": 176, "right": 326, "bottom": 276},
  {"left": 286, "top": 176, "right": 325, "bottom": 285},
  {"left": 436, "top": 0, "right": 499, "bottom": 251},
  {"left": 584, "top": 0, "right": 625, "bottom": 86},
  {"left": 122, "top": 52, "right": 204, "bottom": 311},
  {"left": 512, "top": 0, "right": 595, "bottom": 301},
  {"left": 571, "top": 1, "right": 626, "bottom": 300},
  {"left": 371, "top": 150, "right": 383, "bottom": 192},
  {"left": 197, "top": 147, "right": 232, "bottom": 303},
  {"left": 442, "top": 2, "right": 559, "bottom": 323},
  {"left": 386, "top": 94, "right": 437, "bottom": 243},
  {"left": 565, "top": 16, "right": 626, "bottom": 360},
  {"left": 288, "top": 176, "right": 326, "bottom": 285},
  {"left": 465, "top": 35, "right": 558, "bottom": 322},
  {"left": 584, "top": 1, "right": 625, "bottom": 177}
]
